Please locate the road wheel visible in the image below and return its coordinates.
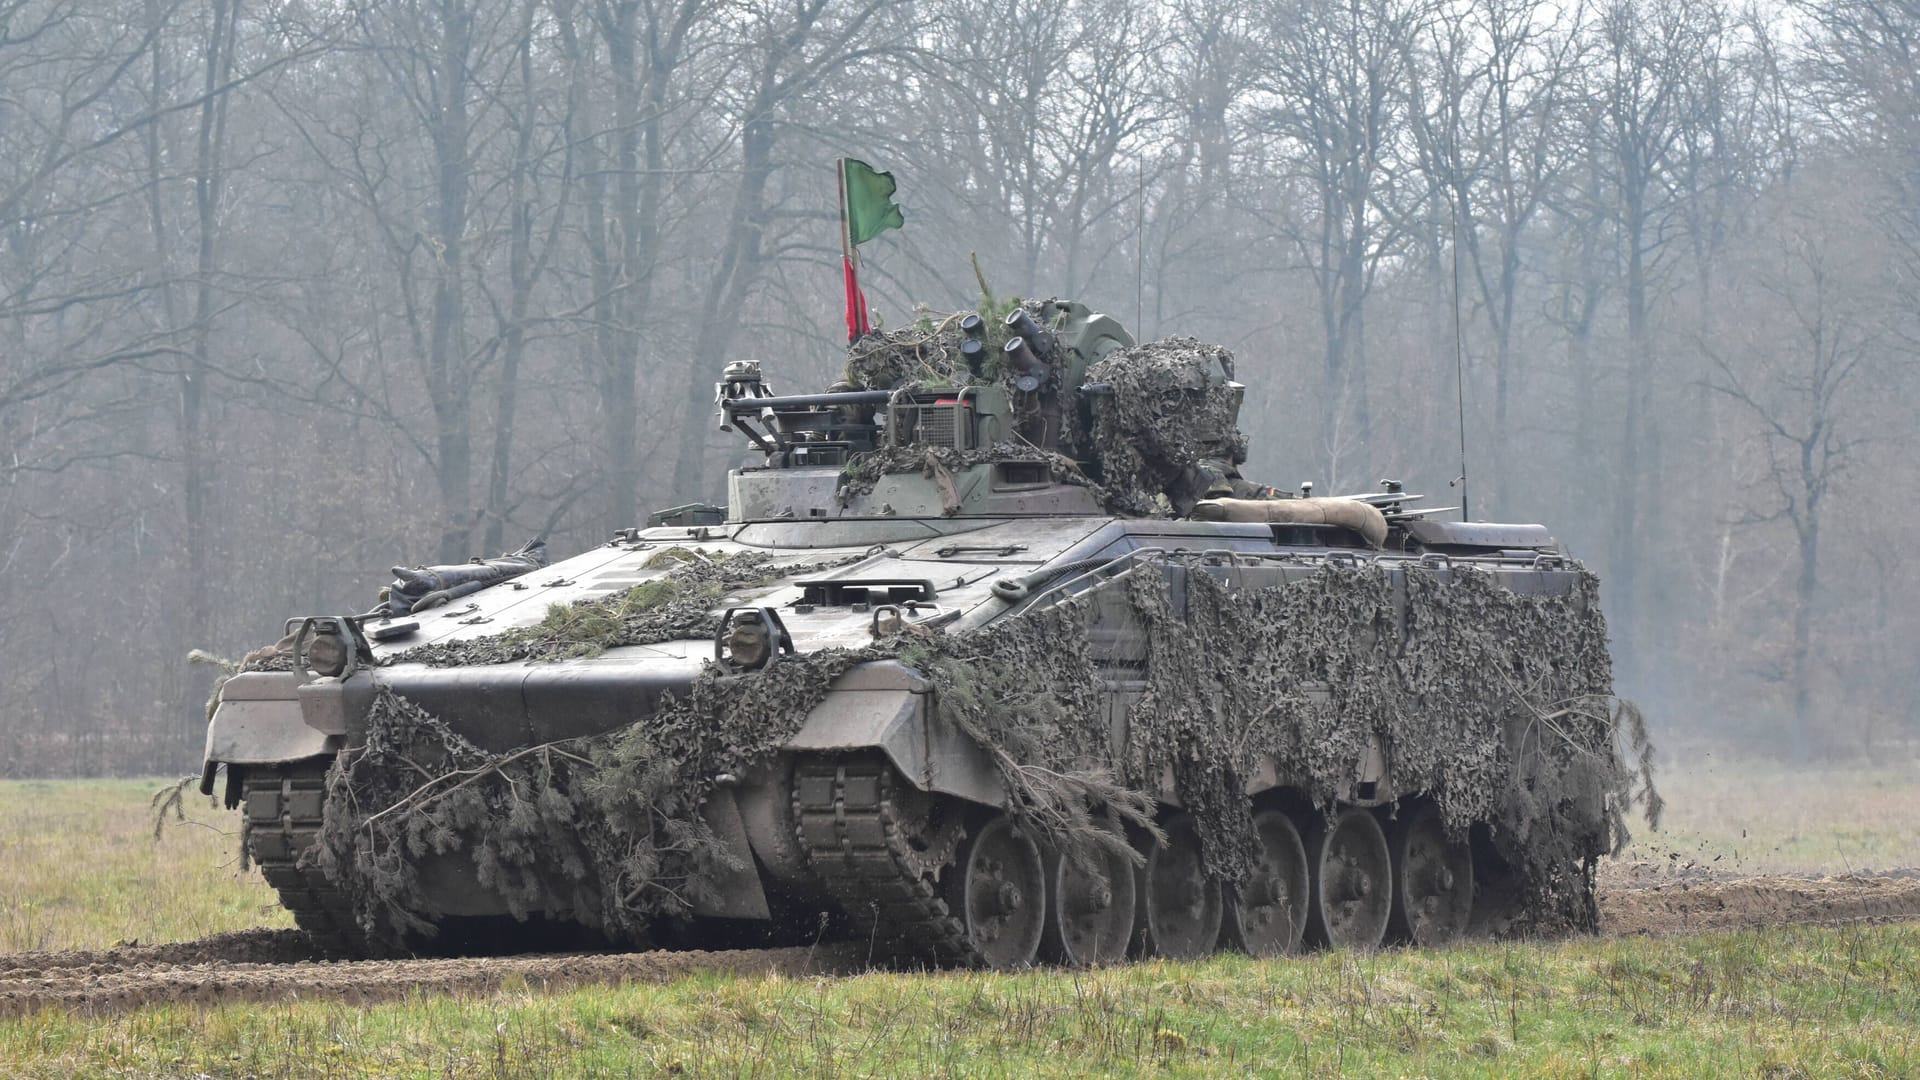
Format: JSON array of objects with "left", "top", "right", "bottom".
[
  {"left": 1136, "top": 813, "right": 1222, "bottom": 959},
  {"left": 942, "top": 814, "right": 1046, "bottom": 968},
  {"left": 1040, "top": 837, "right": 1136, "bottom": 966},
  {"left": 1304, "top": 807, "right": 1392, "bottom": 949},
  {"left": 1222, "top": 808, "right": 1310, "bottom": 956},
  {"left": 1386, "top": 802, "right": 1474, "bottom": 946}
]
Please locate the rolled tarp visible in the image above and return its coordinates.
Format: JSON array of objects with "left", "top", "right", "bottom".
[
  {"left": 1189, "top": 497, "right": 1388, "bottom": 549},
  {"left": 386, "top": 540, "right": 550, "bottom": 614}
]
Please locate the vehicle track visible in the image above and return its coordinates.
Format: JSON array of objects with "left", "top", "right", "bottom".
[{"left": 3, "top": 873, "right": 1915, "bottom": 1019}]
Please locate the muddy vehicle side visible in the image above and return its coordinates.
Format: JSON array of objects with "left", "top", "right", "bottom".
[{"left": 204, "top": 304, "right": 1618, "bottom": 966}]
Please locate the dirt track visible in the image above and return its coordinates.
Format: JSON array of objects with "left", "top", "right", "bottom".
[
  {"left": 0, "top": 940, "right": 869, "bottom": 1020},
  {"left": 1596, "top": 869, "right": 1920, "bottom": 937},
  {"left": 3, "top": 873, "right": 1916, "bottom": 1019}
]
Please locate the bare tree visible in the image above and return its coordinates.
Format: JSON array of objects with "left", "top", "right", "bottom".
[
  {"left": 2, "top": 0, "right": 1917, "bottom": 773},
  {"left": 1252, "top": 0, "right": 1426, "bottom": 488},
  {"left": 1400, "top": 0, "right": 1586, "bottom": 510},
  {"left": 476, "top": 1, "right": 576, "bottom": 553},
  {"left": 666, "top": 0, "right": 922, "bottom": 501},
  {"left": 1703, "top": 180, "right": 1889, "bottom": 757},
  {"left": 552, "top": 0, "right": 715, "bottom": 533},
  {"left": 1584, "top": 0, "right": 1712, "bottom": 673}
]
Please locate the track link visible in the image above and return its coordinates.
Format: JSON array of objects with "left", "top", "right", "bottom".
[
  {"left": 241, "top": 763, "right": 371, "bottom": 958},
  {"left": 793, "top": 756, "right": 980, "bottom": 967}
]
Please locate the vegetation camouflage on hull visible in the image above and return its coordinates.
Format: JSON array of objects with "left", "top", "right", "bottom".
[
  {"left": 315, "top": 559, "right": 1654, "bottom": 950},
  {"left": 196, "top": 549, "right": 868, "bottom": 731},
  {"left": 316, "top": 649, "right": 879, "bottom": 945},
  {"left": 382, "top": 548, "right": 870, "bottom": 668}
]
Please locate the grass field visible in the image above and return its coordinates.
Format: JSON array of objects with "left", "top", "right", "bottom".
[
  {"left": 1615, "top": 745, "right": 1920, "bottom": 876},
  {"left": 0, "top": 778, "right": 289, "bottom": 954},
  {"left": 0, "top": 756, "right": 1915, "bottom": 1078}
]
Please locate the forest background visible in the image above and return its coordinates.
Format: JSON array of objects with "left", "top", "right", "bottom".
[{"left": 1, "top": 0, "right": 1915, "bottom": 775}]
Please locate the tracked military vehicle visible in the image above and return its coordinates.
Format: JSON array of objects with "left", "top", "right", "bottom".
[{"left": 202, "top": 300, "right": 1645, "bottom": 966}]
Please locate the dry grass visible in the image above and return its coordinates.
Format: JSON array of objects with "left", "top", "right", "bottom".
[
  {"left": 1617, "top": 747, "right": 1920, "bottom": 875},
  {"left": 0, "top": 761, "right": 1915, "bottom": 1076},
  {"left": 0, "top": 778, "right": 288, "bottom": 953}
]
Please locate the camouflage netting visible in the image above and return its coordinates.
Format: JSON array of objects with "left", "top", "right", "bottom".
[
  {"left": 835, "top": 441, "right": 1153, "bottom": 517},
  {"left": 840, "top": 297, "right": 1045, "bottom": 392},
  {"left": 1085, "top": 337, "right": 1252, "bottom": 514},
  {"left": 1118, "top": 563, "right": 1655, "bottom": 930},
  {"left": 318, "top": 644, "right": 883, "bottom": 946},
  {"left": 311, "top": 555, "right": 1655, "bottom": 949}
]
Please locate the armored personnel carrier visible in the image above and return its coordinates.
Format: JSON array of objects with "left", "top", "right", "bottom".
[{"left": 202, "top": 300, "right": 1644, "bottom": 966}]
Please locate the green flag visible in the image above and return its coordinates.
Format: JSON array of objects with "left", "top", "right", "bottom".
[{"left": 842, "top": 158, "right": 904, "bottom": 246}]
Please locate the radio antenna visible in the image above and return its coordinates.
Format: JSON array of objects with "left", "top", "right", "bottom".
[
  {"left": 1450, "top": 187, "right": 1470, "bottom": 520},
  {"left": 1135, "top": 158, "right": 1146, "bottom": 336}
]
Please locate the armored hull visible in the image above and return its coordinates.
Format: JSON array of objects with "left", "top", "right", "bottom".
[{"left": 204, "top": 303, "right": 1641, "bottom": 965}]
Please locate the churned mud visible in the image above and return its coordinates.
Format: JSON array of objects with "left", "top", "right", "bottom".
[
  {"left": 1597, "top": 868, "right": 1920, "bottom": 938},
  {"left": 0, "top": 941, "right": 865, "bottom": 1019},
  {"left": 2, "top": 873, "right": 1916, "bottom": 1019},
  {"left": 0, "top": 929, "right": 314, "bottom": 976}
]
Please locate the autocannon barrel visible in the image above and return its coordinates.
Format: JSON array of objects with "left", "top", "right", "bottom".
[{"left": 719, "top": 390, "right": 894, "bottom": 412}]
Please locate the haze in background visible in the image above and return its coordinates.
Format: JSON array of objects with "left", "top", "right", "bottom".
[{"left": 1, "top": 0, "right": 1914, "bottom": 774}]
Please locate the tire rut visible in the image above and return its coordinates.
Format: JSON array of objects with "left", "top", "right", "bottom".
[{"left": 0, "top": 943, "right": 867, "bottom": 1019}]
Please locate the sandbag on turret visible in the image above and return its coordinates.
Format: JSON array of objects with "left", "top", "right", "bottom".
[{"left": 1190, "top": 496, "right": 1388, "bottom": 548}]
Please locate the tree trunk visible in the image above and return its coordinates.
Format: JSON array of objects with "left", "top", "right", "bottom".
[
  {"left": 670, "top": 114, "right": 775, "bottom": 502},
  {"left": 428, "top": 2, "right": 474, "bottom": 562},
  {"left": 483, "top": 13, "right": 542, "bottom": 555},
  {"left": 600, "top": 0, "right": 641, "bottom": 532},
  {"left": 1790, "top": 511, "right": 1819, "bottom": 760},
  {"left": 141, "top": 0, "right": 189, "bottom": 756},
  {"left": 1609, "top": 180, "right": 1650, "bottom": 678}
]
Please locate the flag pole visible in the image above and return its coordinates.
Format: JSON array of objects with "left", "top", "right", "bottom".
[
  {"left": 836, "top": 157, "right": 851, "bottom": 263},
  {"left": 837, "top": 158, "right": 849, "bottom": 343},
  {"left": 837, "top": 157, "right": 864, "bottom": 343}
]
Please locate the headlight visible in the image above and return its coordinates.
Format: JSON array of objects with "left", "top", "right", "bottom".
[
  {"left": 306, "top": 632, "right": 349, "bottom": 677},
  {"left": 724, "top": 621, "right": 770, "bottom": 670}
]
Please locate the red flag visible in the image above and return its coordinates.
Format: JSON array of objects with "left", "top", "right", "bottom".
[{"left": 843, "top": 255, "right": 871, "bottom": 342}]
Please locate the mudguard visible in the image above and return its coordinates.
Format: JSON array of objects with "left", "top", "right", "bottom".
[
  {"left": 784, "top": 660, "right": 1004, "bottom": 808},
  {"left": 203, "top": 672, "right": 342, "bottom": 767}
]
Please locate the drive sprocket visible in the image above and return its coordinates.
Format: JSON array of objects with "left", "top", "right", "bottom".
[
  {"left": 792, "top": 755, "right": 980, "bottom": 966},
  {"left": 240, "top": 761, "right": 377, "bottom": 958}
]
